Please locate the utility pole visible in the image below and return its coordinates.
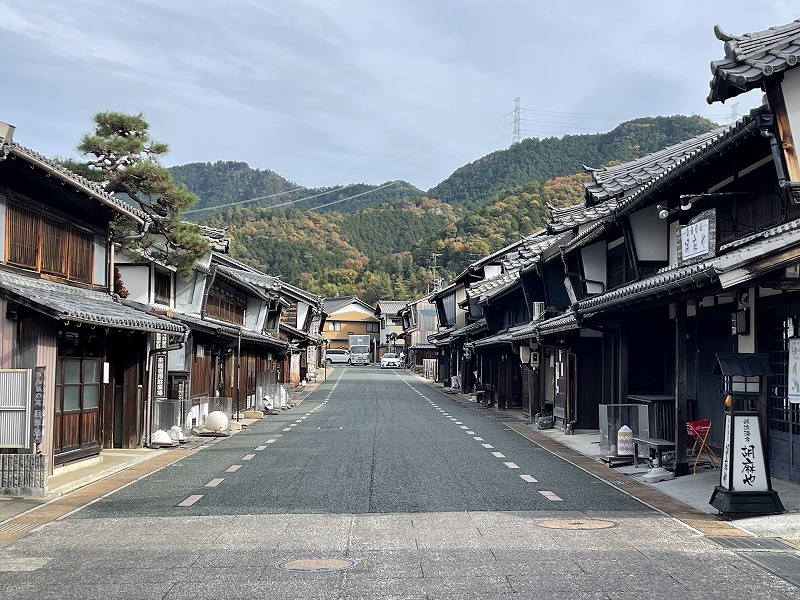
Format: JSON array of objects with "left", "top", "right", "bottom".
[
  {"left": 431, "top": 253, "right": 443, "bottom": 292},
  {"left": 512, "top": 97, "right": 522, "bottom": 145}
]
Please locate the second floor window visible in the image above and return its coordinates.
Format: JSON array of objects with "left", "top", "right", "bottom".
[
  {"left": 206, "top": 285, "right": 246, "bottom": 325},
  {"left": 328, "top": 322, "right": 342, "bottom": 331},
  {"left": 366, "top": 322, "right": 379, "bottom": 333},
  {"left": 6, "top": 200, "right": 94, "bottom": 284},
  {"left": 154, "top": 269, "right": 171, "bottom": 305}
]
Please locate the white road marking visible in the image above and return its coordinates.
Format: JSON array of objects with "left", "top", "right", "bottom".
[
  {"left": 482, "top": 443, "right": 494, "bottom": 449},
  {"left": 454, "top": 421, "right": 462, "bottom": 424},
  {"left": 255, "top": 445, "right": 267, "bottom": 451},
  {"left": 226, "top": 465, "right": 242, "bottom": 472},
  {"left": 473, "top": 436, "right": 484, "bottom": 441},
  {"left": 177, "top": 495, "right": 203, "bottom": 507},
  {"left": 504, "top": 462, "right": 520, "bottom": 469},
  {"left": 205, "top": 478, "right": 224, "bottom": 487},
  {"left": 540, "top": 491, "right": 563, "bottom": 501},
  {"left": 466, "top": 431, "right": 475, "bottom": 435},
  {"left": 491, "top": 451, "right": 506, "bottom": 458},
  {"left": 459, "top": 426, "right": 469, "bottom": 430},
  {"left": 266, "top": 439, "right": 277, "bottom": 444},
  {"left": 519, "top": 474, "right": 538, "bottom": 483},
  {"left": 242, "top": 454, "right": 255, "bottom": 461},
  {"left": 282, "top": 428, "right": 291, "bottom": 432}
]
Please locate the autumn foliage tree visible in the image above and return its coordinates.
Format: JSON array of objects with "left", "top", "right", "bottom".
[{"left": 64, "top": 111, "right": 208, "bottom": 277}]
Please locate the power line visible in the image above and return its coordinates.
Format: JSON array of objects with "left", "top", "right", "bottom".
[{"left": 183, "top": 181, "right": 369, "bottom": 215}]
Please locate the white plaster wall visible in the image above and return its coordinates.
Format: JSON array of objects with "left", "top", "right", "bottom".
[
  {"left": 117, "top": 265, "right": 150, "bottom": 304},
  {"left": 175, "top": 273, "right": 204, "bottom": 314},
  {"left": 580, "top": 241, "right": 606, "bottom": 295},
  {"left": 93, "top": 235, "right": 108, "bottom": 287},
  {"left": 629, "top": 207, "right": 668, "bottom": 261}
]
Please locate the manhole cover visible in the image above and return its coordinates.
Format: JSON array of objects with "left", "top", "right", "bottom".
[
  {"left": 275, "top": 557, "right": 358, "bottom": 572},
  {"left": 537, "top": 519, "right": 616, "bottom": 530}
]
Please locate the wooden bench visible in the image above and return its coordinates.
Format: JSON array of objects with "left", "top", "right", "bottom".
[{"left": 632, "top": 436, "right": 675, "bottom": 468}]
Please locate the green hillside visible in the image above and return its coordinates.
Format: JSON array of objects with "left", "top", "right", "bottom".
[
  {"left": 182, "top": 115, "right": 721, "bottom": 303},
  {"left": 427, "top": 115, "right": 717, "bottom": 208},
  {"left": 171, "top": 161, "right": 422, "bottom": 216}
]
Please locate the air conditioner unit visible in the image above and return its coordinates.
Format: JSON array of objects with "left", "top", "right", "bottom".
[{"left": 531, "top": 302, "right": 545, "bottom": 321}]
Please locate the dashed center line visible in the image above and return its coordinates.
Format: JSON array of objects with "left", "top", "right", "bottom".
[
  {"left": 266, "top": 439, "right": 277, "bottom": 444},
  {"left": 177, "top": 495, "right": 203, "bottom": 507},
  {"left": 242, "top": 454, "right": 255, "bottom": 461},
  {"left": 504, "top": 462, "right": 520, "bottom": 469},
  {"left": 255, "top": 445, "right": 267, "bottom": 451},
  {"left": 473, "top": 437, "right": 484, "bottom": 441},
  {"left": 491, "top": 451, "right": 506, "bottom": 458},
  {"left": 226, "top": 465, "right": 242, "bottom": 473},
  {"left": 520, "top": 474, "right": 538, "bottom": 483},
  {"left": 482, "top": 443, "right": 494, "bottom": 449},
  {"left": 540, "top": 491, "right": 563, "bottom": 501},
  {"left": 205, "top": 478, "right": 224, "bottom": 487}
]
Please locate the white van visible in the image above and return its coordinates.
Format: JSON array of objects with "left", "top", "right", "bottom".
[{"left": 324, "top": 349, "right": 351, "bottom": 364}]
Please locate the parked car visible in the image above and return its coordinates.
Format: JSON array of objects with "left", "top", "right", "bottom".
[
  {"left": 324, "top": 349, "right": 351, "bottom": 364},
  {"left": 380, "top": 352, "right": 401, "bottom": 369}
]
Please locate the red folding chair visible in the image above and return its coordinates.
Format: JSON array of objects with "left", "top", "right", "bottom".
[{"left": 686, "top": 419, "right": 719, "bottom": 473}]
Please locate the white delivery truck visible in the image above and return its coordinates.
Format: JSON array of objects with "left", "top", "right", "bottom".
[{"left": 348, "top": 334, "right": 371, "bottom": 365}]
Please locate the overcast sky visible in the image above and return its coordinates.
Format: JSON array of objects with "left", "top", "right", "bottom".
[{"left": 1, "top": 1, "right": 797, "bottom": 193}]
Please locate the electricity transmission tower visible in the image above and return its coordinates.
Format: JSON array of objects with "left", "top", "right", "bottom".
[{"left": 511, "top": 97, "right": 522, "bottom": 145}]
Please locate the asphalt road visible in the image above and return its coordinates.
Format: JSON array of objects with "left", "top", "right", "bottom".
[
  {"left": 2, "top": 367, "right": 798, "bottom": 599},
  {"left": 73, "top": 366, "right": 647, "bottom": 518}
]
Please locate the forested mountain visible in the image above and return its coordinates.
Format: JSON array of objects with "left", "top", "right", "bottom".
[
  {"left": 427, "top": 115, "right": 718, "bottom": 208},
  {"left": 171, "top": 161, "right": 422, "bottom": 215},
  {"left": 175, "top": 115, "right": 721, "bottom": 303}
]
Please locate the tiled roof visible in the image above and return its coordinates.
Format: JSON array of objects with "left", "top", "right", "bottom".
[
  {"left": 583, "top": 122, "right": 741, "bottom": 204},
  {"left": 2, "top": 142, "right": 149, "bottom": 224},
  {"left": 375, "top": 300, "right": 408, "bottom": 315},
  {"left": 473, "top": 323, "right": 529, "bottom": 348},
  {"left": 216, "top": 265, "right": 282, "bottom": 293},
  {"left": 197, "top": 225, "right": 230, "bottom": 253},
  {"left": 0, "top": 271, "right": 184, "bottom": 333},
  {"left": 708, "top": 19, "right": 800, "bottom": 104},
  {"left": 549, "top": 199, "right": 619, "bottom": 233},
  {"left": 467, "top": 271, "right": 521, "bottom": 303},
  {"left": 558, "top": 113, "right": 760, "bottom": 255},
  {"left": 173, "top": 311, "right": 288, "bottom": 348},
  {"left": 524, "top": 217, "right": 800, "bottom": 337},
  {"left": 503, "top": 231, "right": 562, "bottom": 271}
]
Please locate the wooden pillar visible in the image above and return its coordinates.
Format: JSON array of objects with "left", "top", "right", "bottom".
[{"left": 674, "top": 300, "right": 690, "bottom": 476}]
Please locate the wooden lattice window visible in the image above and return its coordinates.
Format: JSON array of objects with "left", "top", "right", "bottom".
[
  {"left": 69, "top": 228, "right": 93, "bottom": 283},
  {"left": 41, "top": 215, "right": 69, "bottom": 276},
  {"left": 6, "top": 202, "right": 39, "bottom": 268},
  {"left": 6, "top": 200, "right": 95, "bottom": 283},
  {"left": 206, "top": 286, "right": 246, "bottom": 325}
]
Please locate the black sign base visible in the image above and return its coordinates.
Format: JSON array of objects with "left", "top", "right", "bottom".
[{"left": 710, "top": 485, "right": 785, "bottom": 517}]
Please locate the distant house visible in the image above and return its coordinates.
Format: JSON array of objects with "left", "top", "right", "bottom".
[
  {"left": 0, "top": 122, "right": 185, "bottom": 493},
  {"left": 320, "top": 296, "right": 379, "bottom": 354},
  {"left": 374, "top": 300, "right": 407, "bottom": 358},
  {"left": 399, "top": 293, "right": 438, "bottom": 370}
]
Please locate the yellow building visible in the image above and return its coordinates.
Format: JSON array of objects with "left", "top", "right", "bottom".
[{"left": 320, "top": 296, "right": 379, "bottom": 351}]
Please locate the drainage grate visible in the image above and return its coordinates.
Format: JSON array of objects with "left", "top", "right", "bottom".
[
  {"left": 737, "top": 551, "right": 800, "bottom": 587},
  {"left": 606, "top": 479, "right": 640, "bottom": 486},
  {"left": 0, "top": 521, "right": 39, "bottom": 534},
  {"left": 708, "top": 537, "right": 794, "bottom": 551}
]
